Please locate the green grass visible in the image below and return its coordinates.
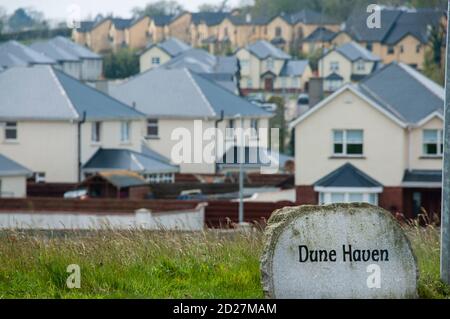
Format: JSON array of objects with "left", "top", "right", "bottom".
[{"left": 0, "top": 225, "right": 448, "bottom": 299}]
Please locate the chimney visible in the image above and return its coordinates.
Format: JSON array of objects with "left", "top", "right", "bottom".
[{"left": 308, "top": 77, "right": 324, "bottom": 108}]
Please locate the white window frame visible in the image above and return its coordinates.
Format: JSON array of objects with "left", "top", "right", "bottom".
[
  {"left": 333, "top": 129, "right": 364, "bottom": 156},
  {"left": 151, "top": 57, "right": 160, "bottom": 65},
  {"left": 91, "top": 121, "right": 101, "bottom": 143},
  {"left": 315, "top": 187, "right": 381, "bottom": 205},
  {"left": 4, "top": 122, "right": 18, "bottom": 141},
  {"left": 266, "top": 58, "right": 274, "bottom": 70},
  {"left": 356, "top": 60, "right": 365, "bottom": 71},
  {"left": 144, "top": 173, "right": 174, "bottom": 184},
  {"left": 422, "top": 129, "right": 443, "bottom": 156},
  {"left": 246, "top": 77, "right": 253, "bottom": 88},
  {"left": 330, "top": 61, "right": 339, "bottom": 72},
  {"left": 146, "top": 119, "right": 159, "bottom": 138},
  {"left": 120, "top": 121, "right": 131, "bottom": 143}
]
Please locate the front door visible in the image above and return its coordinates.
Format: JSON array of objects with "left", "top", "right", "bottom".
[{"left": 264, "top": 77, "right": 274, "bottom": 91}]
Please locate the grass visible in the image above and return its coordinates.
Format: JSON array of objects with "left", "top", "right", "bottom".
[{"left": 0, "top": 222, "right": 449, "bottom": 299}]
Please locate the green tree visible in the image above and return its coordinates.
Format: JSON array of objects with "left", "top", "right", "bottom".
[
  {"left": 103, "top": 48, "right": 139, "bottom": 79},
  {"left": 268, "top": 96, "right": 286, "bottom": 153},
  {"left": 132, "top": 1, "right": 184, "bottom": 18}
]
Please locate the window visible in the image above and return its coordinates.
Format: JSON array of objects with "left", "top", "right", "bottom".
[
  {"left": 275, "top": 27, "right": 282, "bottom": 37},
  {"left": 240, "top": 59, "right": 249, "bottom": 69},
  {"left": 400, "top": 45, "right": 404, "bottom": 53},
  {"left": 319, "top": 191, "right": 379, "bottom": 205},
  {"left": 250, "top": 119, "right": 258, "bottom": 137},
  {"left": 423, "top": 129, "right": 443, "bottom": 156},
  {"left": 387, "top": 46, "right": 394, "bottom": 54},
  {"left": 121, "top": 121, "right": 131, "bottom": 143},
  {"left": 246, "top": 78, "right": 253, "bottom": 88},
  {"left": 91, "top": 122, "right": 101, "bottom": 143},
  {"left": 416, "top": 44, "right": 421, "bottom": 53},
  {"left": 266, "top": 58, "right": 274, "bottom": 70},
  {"left": 291, "top": 77, "right": 299, "bottom": 88},
  {"left": 5, "top": 122, "right": 17, "bottom": 141},
  {"left": 147, "top": 119, "right": 159, "bottom": 138},
  {"left": 144, "top": 173, "right": 174, "bottom": 183},
  {"left": 34, "top": 172, "right": 46, "bottom": 184},
  {"left": 333, "top": 129, "right": 363, "bottom": 156},
  {"left": 281, "top": 77, "right": 287, "bottom": 88},
  {"left": 151, "top": 57, "right": 160, "bottom": 65},
  {"left": 366, "top": 43, "right": 373, "bottom": 51},
  {"left": 330, "top": 61, "right": 339, "bottom": 72},
  {"left": 356, "top": 60, "right": 365, "bottom": 71},
  {"left": 224, "top": 27, "right": 228, "bottom": 37}
]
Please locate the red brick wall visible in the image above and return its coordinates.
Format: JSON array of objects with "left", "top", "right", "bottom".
[
  {"left": 379, "top": 187, "right": 404, "bottom": 216},
  {"left": 296, "top": 186, "right": 318, "bottom": 205}
]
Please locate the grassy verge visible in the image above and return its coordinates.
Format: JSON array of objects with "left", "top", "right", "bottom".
[{"left": 0, "top": 225, "right": 449, "bottom": 298}]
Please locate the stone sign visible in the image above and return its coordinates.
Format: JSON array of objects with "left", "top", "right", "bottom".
[{"left": 260, "top": 203, "right": 418, "bottom": 299}]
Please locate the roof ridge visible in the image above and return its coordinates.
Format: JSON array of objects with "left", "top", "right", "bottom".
[
  {"left": 184, "top": 68, "right": 217, "bottom": 117},
  {"left": 49, "top": 66, "right": 80, "bottom": 120}
]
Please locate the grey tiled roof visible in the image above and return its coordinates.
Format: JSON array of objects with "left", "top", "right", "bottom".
[
  {"left": 111, "top": 18, "right": 133, "bottom": 30},
  {"left": 358, "top": 62, "right": 444, "bottom": 124},
  {"left": 30, "top": 40, "right": 80, "bottom": 63},
  {"left": 403, "top": 170, "right": 442, "bottom": 183},
  {"left": 77, "top": 21, "right": 95, "bottom": 32},
  {"left": 49, "top": 36, "right": 101, "bottom": 60},
  {"left": 245, "top": 40, "right": 291, "bottom": 60},
  {"left": 191, "top": 12, "right": 229, "bottom": 26},
  {"left": 335, "top": 42, "right": 381, "bottom": 62},
  {"left": 0, "top": 153, "right": 32, "bottom": 177},
  {"left": 315, "top": 163, "right": 383, "bottom": 187},
  {"left": 280, "top": 60, "right": 309, "bottom": 77},
  {"left": 303, "top": 27, "right": 337, "bottom": 42},
  {"left": 83, "top": 148, "right": 178, "bottom": 174},
  {"left": 344, "top": 7, "right": 443, "bottom": 44},
  {"left": 152, "top": 14, "right": 174, "bottom": 26},
  {"left": 0, "top": 65, "right": 145, "bottom": 121},
  {"left": 110, "top": 68, "right": 272, "bottom": 119},
  {"left": 144, "top": 38, "right": 191, "bottom": 57},
  {"left": 0, "top": 40, "right": 56, "bottom": 68}
]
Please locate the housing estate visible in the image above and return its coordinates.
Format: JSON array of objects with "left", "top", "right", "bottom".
[
  {"left": 291, "top": 62, "right": 444, "bottom": 218},
  {"left": 109, "top": 67, "right": 273, "bottom": 174},
  {"left": 0, "top": 65, "right": 177, "bottom": 184}
]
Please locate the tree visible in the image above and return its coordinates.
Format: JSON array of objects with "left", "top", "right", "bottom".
[
  {"left": 132, "top": 1, "right": 184, "bottom": 18},
  {"left": 198, "top": 0, "right": 230, "bottom": 12},
  {"left": 8, "top": 8, "right": 33, "bottom": 31},
  {"left": 103, "top": 48, "right": 139, "bottom": 79}
]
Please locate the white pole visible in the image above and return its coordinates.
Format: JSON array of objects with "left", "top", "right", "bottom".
[
  {"left": 441, "top": 0, "right": 450, "bottom": 284},
  {"left": 239, "top": 115, "right": 244, "bottom": 224}
]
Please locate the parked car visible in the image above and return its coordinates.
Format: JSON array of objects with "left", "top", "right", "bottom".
[
  {"left": 177, "top": 189, "right": 207, "bottom": 200},
  {"left": 63, "top": 189, "right": 89, "bottom": 199}
]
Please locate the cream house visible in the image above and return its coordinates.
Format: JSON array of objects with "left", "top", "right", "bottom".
[
  {"left": 318, "top": 41, "right": 381, "bottom": 92},
  {"left": 139, "top": 38, "right": 190, "bottom": 72},
  {"left": 236, "top": 40, "right": 312, "bottom": 95},
  {"left": 0, "top": 65, "right": 177, "bottom": 183},
  {"left": 110, "top": 68, "right": 273, "bottom": 174},
  {"left": 344, "top": 7, "right": 445, "bottom": 70},
  {"left": 0, "top": 153, "right": 31, "bottom": 198},
  {"left": 290, "top": 62, "right": 443, "bottom": 218}
]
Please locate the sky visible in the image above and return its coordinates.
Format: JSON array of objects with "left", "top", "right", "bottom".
[{"left": 0, "top": 0, "right": 244, "bottom": 20}]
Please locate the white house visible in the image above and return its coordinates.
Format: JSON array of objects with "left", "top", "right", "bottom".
[
  {"left": 0, "top": 153, "right": 31, "bottom": 198},
  {"left": 139, "top": 37, "right": 190, "bottom": 72},
  {"left": 318, "top": 41, "right": 381, "bottom": 92},
  {"left": 110, "top": 67, "right": 274, "bottom": 174},
  {"left": 235, "top": 40, "right": 312, "bottom": 94},
  {"left": 0, "top": 65, "right": 176, "bottom": 183},
  {"left": 290, "top": 62, "right": 443, "bottom": 218}
]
